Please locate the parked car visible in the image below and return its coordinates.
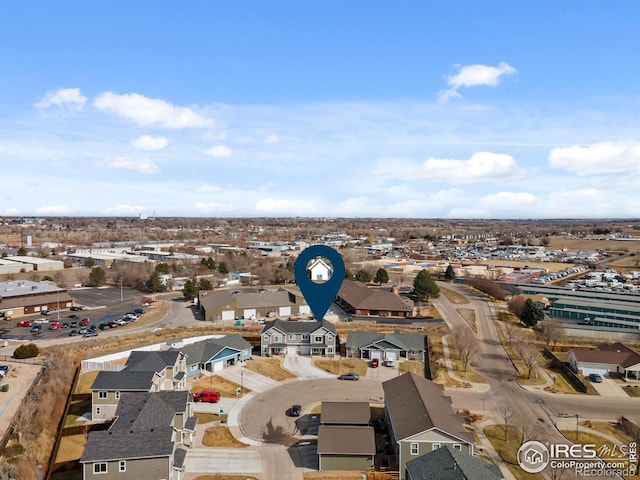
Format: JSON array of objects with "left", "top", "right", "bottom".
[
  {"left": 88, "top": 325, "right": 97, "bottom": 333},
  {"left": 79, "top": 318, "right": 90, "bottom": 326},
  {"left": 134, "top": 308, "right": 145, "bottom": 315},
  {"left": 286, "top": 404, "right": 302, "bottom": 417},
  {"left": 33, "top": 318, "right": 49, "bottom": 324},
  {"left": 17, "top": 320, "right": 33, "bottom": 327},
  {"left": 384, "top": 359, "right": 396, "bottom": 367},
  {"left": 70, "top": 321, "right": 78, "bottom": 328},
  {"left": 84, "top": 330, "right": 98, "bottom": 337},
  {"left": 79, "top": 327, "right": 88, "bottom": 335},
  {"left": 30, "top": 325, "right": 42, "bottom": 334},
  {"left": 68, "top": 330, "right": 78, "bottom": 336},
  {"left": 0, "top": 365, "right": 10, "bottom": 376},
  {"left": 68, "top": 314, "right": 79, "bottom": 319},
  {"left": 62, "top": 322, "right": 69, "bottom": 328},
  {"left": 337, "top": 373, "right": 360, "bottom": 381},
  {"left": 70, "top": 306, "right": 81, "bottom": 311},
  {"left": 99, "top": 323, "right": 111, "bottom": 330},
  {"left": 42, "top": 310, "right": 52, "bottom": 316},
  {"left": 588, "top": 373, "right": 604, "bottom": 383},
  {"left": 370, "top": 358, "right": 379, "bottom": 368},
  {"left": 192, "top": 390, "right": 220, "bottom": 403},
  {"left": 234, "top": 320, "right": 244, "bottom": 327},
  {"left": 48, "top": 321, "right": 62, "bottom": 330}
]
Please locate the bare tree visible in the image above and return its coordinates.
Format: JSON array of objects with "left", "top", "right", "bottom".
[
  {"left": 520, "top": 345, "right": 539, "bottom": 380},
  {"left": 447, "top": 324, "right": 479, "bottom": 372},
  {"left": 497, "top": 401, "right": 517, "bottom": 441},
  {"left": 520, "top": 417, "right": 541, "bottom": 445},
  {"left": 541, "top": 321, "right": 565, "bottom": 350}
]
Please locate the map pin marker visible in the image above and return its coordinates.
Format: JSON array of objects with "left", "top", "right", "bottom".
[{"left": 294, "top": 245, "right": 345, "bottom": 322}]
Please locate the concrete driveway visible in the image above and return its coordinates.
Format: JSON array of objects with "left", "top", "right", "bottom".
[
  {"left": 282, "top": 355, "right": 334, "bottom": 379},
  {"left": 216, "top": 362, "right": 281, "bottom": 392},
  {"left": 185, "top": 447, "right": 262, "bottom": 476},
  {"left": 590, "top": 378, "right": 629, "bottom": 397}
]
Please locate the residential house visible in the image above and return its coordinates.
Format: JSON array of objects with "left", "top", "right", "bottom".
[
  {"left": 317, "top": 425, "right": 376, "bottom": 471},
  {"left": 320, "top": 401, "right": 371, "bottom": 426},
  {"left": 91, "top": 350, "right": 187, "bottom": 420},
  {"left": 405, "top": 445, "right": 503, "bottom": 480},
  {"left": 260, "top": 318, "right": 337, "bottom": 356},
  {"left": 568, "top": 342, "right": 640, "bottom": 380},
  {"left": 199, "top": 287, "right": 309, "bottom": 322},
  {"left": 382, "top": 373, "right": 474, "bottom": 480},
  {"left": 346, "top": 331, "right": 425, "bottom": 363},
  {"left": 336, "top": 280, "right": 414, "bottom": 317},
  {"left": 80, "top": 391, "right": 196, "bottom": 480},
  {"left": 173, "top": 334, "right": 252, "bottom": 376},
  {"left": 309, "top": 258, "right": 332, "bottom": 281}
]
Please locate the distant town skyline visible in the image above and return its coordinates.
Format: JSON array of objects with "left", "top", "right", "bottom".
[{"left": 1, "top": 2, "right": 639, "bottom": 219}]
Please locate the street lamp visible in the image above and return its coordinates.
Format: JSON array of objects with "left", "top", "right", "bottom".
[{"left": 240, "top": 371, "right": 244, "bottom": 396}]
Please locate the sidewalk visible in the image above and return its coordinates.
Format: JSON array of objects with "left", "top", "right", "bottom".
[{"left": 441, "top": 335, "right": 490, "bottom": 393}]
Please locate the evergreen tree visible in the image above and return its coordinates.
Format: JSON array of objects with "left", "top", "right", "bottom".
[
  {"left": 413, "top": 269, "right": 440, "bottom": 301},
  {"left": 520, "top": 298, "right": 544, "bottom": 327},
  {"left": 88, "top": 267, "right": 106, "bottom": 286},
  {"left": 198, "top": 278, "right": 213, "bottom": 290},
  {"left": 155, "top": 262, "right": 170, "bottom": 274},
  {"left": 355, "top": 269, "right": 372, "bottom": 283},
  {"left": 344, "top": 268, "right": 354, "bottom": 280},
  {"left": 218, "top": 261, "right": 229, "bottom": 274},
  {"left": 148, "top": 271, "right": 165, "bottom": 292},
  {"left": 375, "top": 268, "right": 389, "bottom": 284},
  {"left": 182, "top": 279, "right": 197, "bottom": 300},
  {"left": 85, "top": 256, "right": 95, "bottom": 268},
  {"left": 444, "top": 264, "right": 456, "bottom": 281},
  {"left": 17, "top": 246, "right": 27, "bottom": 256}
]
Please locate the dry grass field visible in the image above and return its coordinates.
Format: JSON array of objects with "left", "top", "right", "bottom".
[
  {"left": 202, "top": 426, "right": 250, "bottom": 448},
  {"left": 191, "top": 374, "right": 250, "bottom": 396},
  {"left": 55, "top": 434, "right": 86, "bottom": 463},
  {"left": 243, "top": 357, "right": 297, "bottom": 381},
  {"left": 314, "top": 358, "right": 368, "bottom": 376},
  {"left": 440, "top": 286, "right": 471, "bottom": 304},
  {"left": 546, "top": 237, "right": 640, "bottom": 252}
]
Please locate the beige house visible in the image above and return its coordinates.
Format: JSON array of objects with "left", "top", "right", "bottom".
[
  {"left": 382, "top": 373, "right": 474, "bottom": 480},
  {"left": 91, "top": 350, "right": 187, "bottom": 420}
]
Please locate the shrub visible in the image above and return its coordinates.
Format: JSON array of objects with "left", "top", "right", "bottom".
[{"left": 13, "top": 343, "right": 39, "bottom": 359}]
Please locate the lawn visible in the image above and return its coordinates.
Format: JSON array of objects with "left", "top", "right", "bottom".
[
  {"left": 399, "top": 360, "right": 424, "bottom": 376},
  {"left": 440, "top": 286, "right": 470, "bottom": 304},
  {"left": 314, "top": 358, "right": 368, "bottom": 377},
  {"left": 243, "top": 358, "right": 297, "bottom": 381},
  {"left": 483, "top": 424, "right": 539, "bottom": 480},
  {"left": 202, "top": 426, "right": 249, "bottom": 448},
  {"left": 55, "top": 434, "right": 86, "bottom": 462},
  {"left": 191, "top": 375, "right": 251, "bottom": 397},
  {"left": 623, "top": 384, "right": 640, "bottom": 398},
  {"left": 585, "top": 421, "right": 635, "bottom": 445},
  {"left": 65, "top": 398, "right": 92, "bottom": 426},
  {"left": 194, "top": 412, "right": 220, "bottom": 424},
  {"left": 74, "top": 371, "right": 99, "bottom": 394}
]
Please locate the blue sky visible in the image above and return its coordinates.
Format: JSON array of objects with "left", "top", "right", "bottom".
[{"left": 1, "top": 1, "right": 640, "bottom": 218}]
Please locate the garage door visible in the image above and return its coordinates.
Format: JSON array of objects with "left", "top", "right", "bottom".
[
  {"left": 581, "top": 365, "right": 609, "bottom": 377},
  {"left": 221, "top": 310, "right": 235, "bottom": 321},
  {"left": 213, "top": 361, "right": 224, "bottom": 372},
  {"left": 386, "top": 352, "right": 397, "bottom": 361},
  {"left": 244, "top": 308, "right": 257, "bottom": 319},
  {"left": 287, "top": 346, "right": 297, "bottom": 354},
  {"left": 279, "top": 306, "right": 292, "bottom": 317},
  {"left": 299, "top": 305, "right": 311, "bottom": 315},
  {"left": 300, "top": 346, "right": 311, "bottom": 355},
  {"left": 370, "top": 351, "right": 383, "bottom": 360}
]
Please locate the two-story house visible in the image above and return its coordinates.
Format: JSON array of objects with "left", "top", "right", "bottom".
[
  {"left": 382, "top": 373, "right": 474, "bottom": 480},
  {"left": 90, "top": 350, "right": 187, "bottom": 420},
  {"left": 260, "top": 318, "right": 337, "bottom": 356},
  {"left": 80, "top": 391, "right": 196, "bottom": 480}
]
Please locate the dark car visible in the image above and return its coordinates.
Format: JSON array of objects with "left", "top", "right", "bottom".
[
  {"left": 62, "top": 322, "right": 69, "bottom": 328},
  {"left": 68, "top": 314, "right": 79, "bottom": 319},
  {"left": 337, "top": 373, "right": 360, "bottom": 381},
  {"left": 0, "top": 365, "right": 9, "bottom": 376},
  {"left": 286, "top": 404, "right": 302, "bottom": 417},
  {"left": 88, "top": 325, "right": 97, "bottom": 333},
  {"left": 134, "top": 308, "right": 145, "bottom": 315},
  {"left": 69, "top": 330, "right": 78, "bottom": 336},
  {"left": 99, "top": 323, "right": 110, "bottom": 330},
  {"left": 70, "top": 321, "right": 78, "bottom": 328},
  {"left": 30, "top": 325, "right": 42, "bottom": 334},
  {"left": 588, "top": 373, "right": 604, "bottom": 383},
  {"left": 84, "top": 331, "right": 98, "bottom": 337}
]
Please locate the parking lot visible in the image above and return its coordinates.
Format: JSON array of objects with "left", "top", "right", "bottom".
[{"left": 0, "top": 287, "right": 148, "bottom": 342}]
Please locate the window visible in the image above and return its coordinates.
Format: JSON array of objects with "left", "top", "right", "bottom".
[
  {"left": 95, "top": 407, "right": 101, "bottom": 416},
  {"left": 432, "top": 443, "right": 441, "bottom": 451},
  {"left": 93, "top": 463, "right": 107, "bottom": 474},
  {"left": 453, "top": 444, "right": 462, "bottom": 451},
  {"left": 115, "top": 391, "right": 120, "bottom": 400},
  {"left": 327, "top": 347, "right": 333, "bottom": 353},
  {"left": 98, "top": 391, "right": 107, "bottom": 399},
  {"left": 288, "top": 334, "right": 296, "bottom": 340},
  {"left": 273, "top": 335, "right": 283, "bottom": 343},
  {"left": 262, "top": 334, "right": 269, "bottom": 341},
  {"left": 302, "top": 334, "right": 309, "bottom": 340},
  {"left": 410, "top": 443, "right": 419, "bottom": 455},
  {"left": 313, "top": 335, "right": 323, "bottom": 343},
  {"left": 119, "top": 460, "right": 126, "bottom": 472}
]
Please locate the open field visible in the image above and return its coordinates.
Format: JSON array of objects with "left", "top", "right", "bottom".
[
  {"left": 547, "top": 237, "right": 640, "bottom": 252},
  {"left": 202, "top": 426, "right": 250, "bottom": 448},
  {"left": 243, "top": 357, "right": 297, "bottom": 381},
  {"left": 440, "top": 286, "right": 470, "bottom": 304}
]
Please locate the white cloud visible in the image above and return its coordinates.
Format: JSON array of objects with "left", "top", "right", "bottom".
[
  {"left": 194, "top": 202, "right": 234, "bottom": 213},
  {"left": 480, "top": 192, "right": 539, "bottom": 211},
  {"left": 3, "top": 208, "right": 20, "bottom": 215},
  {"left": 36, "top": 205, "right": 70, "bottom": 214},
  {"left": 100, "top": 156, "right": 159, "bottom": 173},
  {"left": 131, "top": 135, "right": 168, "bottom": 150},
  {"left": 264, "top": 133, "right": 280, "bottom": 144},
  {"left": 255, "top": 198, "right": 319, "bottom": 215},
  {"left": 35, "top": 88, "right": 87, "bottom": 111},
  {"left": 196, "top": 184, "right": 222, "bottom": 193},
  {"left": 203, "top": 144, "right": 232, "bottom": 158},
  {"left": 439, "top": 62, "right": 516, "bottom": 102},
  {"left": 103, "top": 204, "right": 146, "bottom": 215},
  {"left": 418, "top": 152, "right": 523, "bottom": 183},
  {"left": 549, "top": 140, "right": 640, "bottom": 175},
  {"left": 93, "top": 92, "right": 214, "bottom": 129}
]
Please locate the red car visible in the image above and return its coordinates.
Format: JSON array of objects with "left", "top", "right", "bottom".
[
  {"left": 17, "top": 320, "right": 33, "bottom": 327},
  {"left": 193, "top": 390, "right": 220, "bottom": 403},
  {"left": 79, "top": 318, "right": 90, "bottom": 326},
  {"left": 49, "top": 321, "right": 62, "bottom": 330}
]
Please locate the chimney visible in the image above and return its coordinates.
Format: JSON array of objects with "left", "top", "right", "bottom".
[{"left": 392, "top": 286, "right": 399, "bottom": 296}]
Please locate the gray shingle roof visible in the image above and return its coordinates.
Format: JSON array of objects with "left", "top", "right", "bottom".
[
  {"left": 261, "top": 318, "right": 336, "bottom": 334},
  {"left": 317, "top": 426, "right": 376, "bottom": 455},
  {"left": 347, "top": 331, "right": 425, "bottom": 351},
  {"left": 321, "top": 401, "right": 371, "bottom": 425},
  {"left": 176, "top": 334, "right": 251, "bottom": 364},
  {"left": 91, "top": 371, "right": 156, "bottom": 391},
  {"left": 406, "top": 445, "right": 503, "bottom": 480},
  {"left": 125, "top": 350, "right": 181, "bottom": 372},
  {"left": 174, "top": 448, "right": 187, "bottom": 469},
  {"left": 81, "top": 391, "right": 190, "bottom": 463},
  {"left": 382, "top": 373, "right": 473, "bottom": 445},
  {"left": 338, "top": 280, "right": 414, "bottom": 312}
]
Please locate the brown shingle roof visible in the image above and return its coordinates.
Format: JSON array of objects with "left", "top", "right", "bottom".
[
  {"left": 317, "top": 426, "right": 376, "bottom": 455},
  {"left": 321, "top": 401, "right": 370, "bottom": 425},
  {"left": 572, "top": 342, "right": 640, "bottom": 369},
  {"left": 382, "top": 373, "right": 473, "bottom": 444},
  {"left": 338, "top": 280, "right": 413, "bottom": 312}
]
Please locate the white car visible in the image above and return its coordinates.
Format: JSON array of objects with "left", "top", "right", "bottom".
[{"left": 33, "top": 318, "right": 50, "bottom": 324}]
